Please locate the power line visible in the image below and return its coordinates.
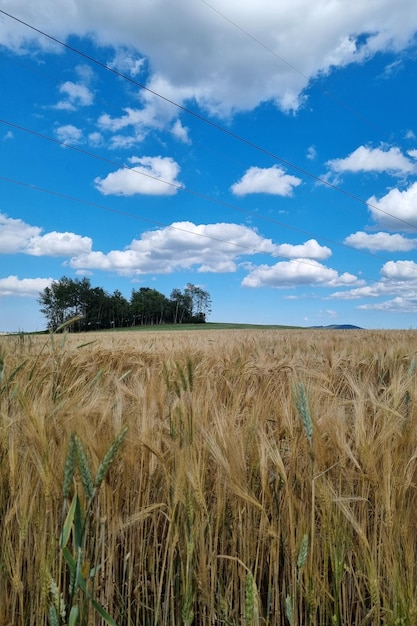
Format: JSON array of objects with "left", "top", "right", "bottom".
[
  {"left": 1, "top": 8, "right": 414, "bottom": 232},
  {"left": 2, "top": 9, "right": 416, "bottom": 292},
  {"left": 2, "top": 117, "right": 414, "bottom": 267},
  {"left": 199, "top": 0, "right": 390, "bottom": 138},
  {"left": 0, "top": 52, "right": 395, "bottom": 236},
  {"left": 0, "top": 174, "right": 386, "bottom": 284},
  {"left": 2, "top": 48, "right": 415, "bottom": 237}
]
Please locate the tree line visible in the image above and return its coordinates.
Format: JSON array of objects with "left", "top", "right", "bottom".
[{"left": 38, "top": 276, "right": 212, "bottom": 331}]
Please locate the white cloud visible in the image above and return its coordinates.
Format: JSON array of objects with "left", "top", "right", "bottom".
[
  {"left": 97, "top": 76, "right": 196, "bottom": 144},
  {"left": 330, "top": 285, "right": 383, "bottom": 300},
  {"left": 306, "top": 146, "right": 317, "bottom": 160},
  {"left": 242, "top": 259, "right": 359, "bottom": 288},
  {"left": 274, "top": 239, "right": 331, "bottom": 260},
  {"left": 327, "top": 145, "right": 416, "bottom": 176},
  {"left": 108, "top": 133, "right": 145, "bottom": 150},
  {"left": 380, "top": 259, "right": 417, "bottom": 280},
  {"left": 358, "top": 296, "right": 417, "bottom": 313},
  {"left": 55, "top": 124, "right": 83, "bottom": 145},
  {"left": 380, "top": 58, "right": 403, "bottom": 78},
  {"left": 55, "top": 81, "right": 94, "bottom": 110},
  {"left": 3, "top": 1, "right": 416, "bottom": 117},
  {"left": 94, "top": 156, "right": 183, "bottom": 195},
  {"left": 367, "top": 182, "right": 417, "bottom": 231},
  {"left": 330, "top": 259, "right": 417, "bottom": 313},
  {"left": 0, "top": 213, "right": 92, "bottom": 257},
  {"left": 0, "top": 276, "right": 53, "bottom": 297},
  {"left": 88, "top": 131, "right": 103, "bottom": 146},
  {"left": 171, "top": 119, "right": 191, "bottom": 144},
  {"left": 70, "top": 221, "right": 280, "bottom": 275},
  {"left": 25, "top": 232, "right": 93, "bottom": 257},
  {"left": 98, "top": 108, "right": 145, "bottom": 133},
  {"left": 74, "top": 64, "right": 94, "bottom": 82},
  {"left": 231, "top": 165, "right": 302, "bottom": 196},
  {"left": 108, "top": 48, "right": 146, "bottom": 76},
  {"left": 344, "top": 231, "right": 417, "bottom": 252},
  {"left": 52, "top": 64, "right": 94, "bottom": 110},
  {"left": 0, "top": 214, "right": 41, "bottom": 253},
  {"left": 99, "top": 78, "right": 194, "bottom": 130}
]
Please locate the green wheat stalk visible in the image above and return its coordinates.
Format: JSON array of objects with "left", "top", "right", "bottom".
[
  {"left": 63, "top": 433, "right": 76, "bottom": 500},
  {"left": 297, "top": 534, "right": 309, "bottom": 582},
  {"left": 94, "top": 425, "right": 128, "bottom": 489},
  {"left": 292, "top": 382, "right": 313, "bottom": 446},
  {"left": 74, "top": 436, "right": 94, "bottom": 502},
  {"left": 285, "top": 595, "right": 293, "bottom": 625}
]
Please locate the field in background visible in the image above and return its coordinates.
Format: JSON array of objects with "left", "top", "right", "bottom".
[
  {"left": 1, "top": 328, "right": 417, "bottom": 625},
  {"left": 111, "top": 322, "right": 303, "bottom": 331}
]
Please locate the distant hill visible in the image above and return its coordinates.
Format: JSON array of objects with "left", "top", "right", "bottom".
[{"left": 309, "top": 324, "right": 363, "bottom": 330}]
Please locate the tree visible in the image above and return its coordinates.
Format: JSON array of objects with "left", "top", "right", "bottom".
[
  {"left": 39, "top": 277, "right": 212, "bottom": 331},
  {"left": 81, "top": 286, "right": 111, "bottom": 331},
  {"left": 109, "top": 290, "right": 130, "bottom": 328},
  {"left": 38, "top": 276, "right": 92, "bottom": 330},
  {"left": 131, "top": 288, "right": 170, "bottom": 325},
  {"left": 170, "top": 288, "right": 193, "bottom": 324},
  {"left": 184, "top": 283, "right": 212, "bottom": 323}
]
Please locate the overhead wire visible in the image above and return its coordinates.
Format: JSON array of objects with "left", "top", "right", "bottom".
[
  {"left": 0, "top": 8, "right": 415, "bottom": 233},
  {"left": 199, "top": 0, "right": 392, "bottom": 139},
  {"left": 0, "top": 174, "right": 386, "bottom": 284},
  {"left": 0, "top": 52, "right": 394, "bottom": 234},
  {"left": 1, "top": 117, "right": 415, "bottom": 273},
  {"left": 1, "top": 8, "right": 417, "bottom": 290},
  {"left": 3, "top": 53, "right": 414, "bottom": 263}
]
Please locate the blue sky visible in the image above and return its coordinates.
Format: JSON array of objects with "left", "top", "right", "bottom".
[{"left": 1, "top": 0, "right": 417, "bottom": 331}]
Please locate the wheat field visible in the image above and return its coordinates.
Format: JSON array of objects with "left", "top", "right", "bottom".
[{"left": 1, "top": 328, "right": 417, "bottom": 625}]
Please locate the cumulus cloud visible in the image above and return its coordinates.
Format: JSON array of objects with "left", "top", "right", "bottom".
[
  {"left": 171, "top": 119, "right": 191, "bottom": 144},
  {"left": 274, "top": 239, "right": 331, "bottom": 260},
  {"left": 94, "top": 156, "right": 183, "bottom": 195},
  {"left": 330, "top": 259, "right": 417, "bottom": 313},
  {"left": 2, "top": 0, "right": 416, "bottom": 117},
  {"left": 25, "top": 232, "right": 93, "bottom": 257},
  {"left": 359, "top": 296, "right": 417, "bottom": 313},
  {"left": 108, "top": 48, "right": 146, "bottom": 76},
  {"left": 367, "top": 182, "right": 417, "bottom": 231},
  {"left": 327, "top": 145, "right": 417, "bottom": 176},
  {"left": 0, "top": 275, "right": 53, "bottom": 297},
  {"left": 70, "top": 221, "right": 280, "bottom": 275},
  {"left": 107, "top": 133, "right": 145, "bottom": 150},
  {"left": 2, "top": 210, "right": 332, "bottom": 279},
  {"left": 0, "top": 213, "right": 92, "bottom": 257},
  {"left": 98, "top": 108, "right": 145, "bottom": 134},
  {"left": 0, "top": 214, "right": 41, "bottom": 253},
  {"left": 344, "top": 231, "right": 417, "bottom": 252},
  {"left": 55, "top": 81, "right": 94, "bottom": 111},
  {"left": 242, "top": 259, "right": 359, "bottom": 288},
  {"left": 306, "top": 146, "right": 317, "bottom": 160},
  {"left": 380, "top": 259, "right": 417, "bottom": 280},
  {"left": 88, "top": 131, "right": 104, "bottom": 146},
  {"left": 340, "top": 265, "right": 417, "bottom": 293},
  {"left": 231, "top": 165, "right": 302, "bottom": 196},
  {"left": 55, "top": 124, "right": 83, "bottom": 145},
  {"left": 97, "top": 75, "right": 196, "bottom": 144}
]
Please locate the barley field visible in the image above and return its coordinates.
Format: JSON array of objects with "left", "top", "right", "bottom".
[{"left": 1, "top": 328, "right": 417, "bottom": 625}]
